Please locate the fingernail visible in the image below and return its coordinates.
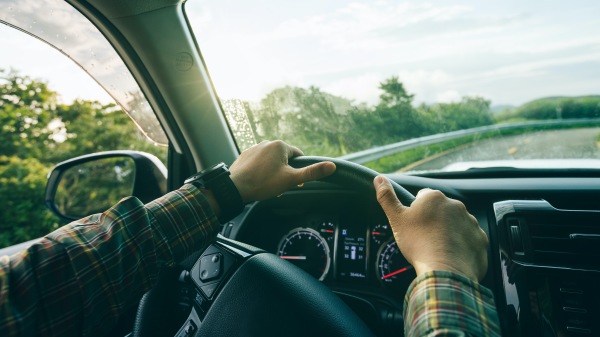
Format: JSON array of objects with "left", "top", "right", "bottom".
[
  {"left": 374, "top": 176, "right": 385, "bottom": 188},
  {"left": 325, "top": 162, "right": 336, "bottom": 172}
]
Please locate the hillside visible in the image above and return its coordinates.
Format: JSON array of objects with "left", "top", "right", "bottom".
[{"left": 496, "top": 95, "right": 600, "bottom": 122}]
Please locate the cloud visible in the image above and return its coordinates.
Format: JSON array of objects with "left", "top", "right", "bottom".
[
  {"left": 265, "top": 1, "right": 476, "bottom": 51},
  {"left": 323, "top": 73, "right": 383, "bottom": 105},
  {"left": 184, "top": 0, "right": 600, "bottom": 105},
  {"left": 436, "top": 90, "right": 461, "bottom": 103}
]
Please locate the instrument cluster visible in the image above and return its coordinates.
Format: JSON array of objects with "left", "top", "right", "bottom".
[
  {"left": 274, "top": 216, "right": 416, "bottom": 297},
  {"left": 235, "top": 191, "right": 417, "bottom": 299}
]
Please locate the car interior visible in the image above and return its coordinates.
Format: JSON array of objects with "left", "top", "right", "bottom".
[{"left": 1, "top": 0, "right": 599, "bottom": 336}]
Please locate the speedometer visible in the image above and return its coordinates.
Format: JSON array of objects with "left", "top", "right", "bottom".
[
  {"left": 376, "top": 239, "right": 416, "bottom": 293},
  {"left": 278, "top": 228, "right": 331, "bottom": 281}
]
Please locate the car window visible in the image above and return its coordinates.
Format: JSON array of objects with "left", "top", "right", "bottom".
[
  {"left": 185, "top": 0, "right": 600, "bottom": 174},
  {"left": 0, "top": 15, "right": 168, "bottom": 247}
]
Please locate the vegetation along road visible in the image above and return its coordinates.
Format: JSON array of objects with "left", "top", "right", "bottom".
[{"left": 403, "top": 127, "right": 600, "bottom": 172}]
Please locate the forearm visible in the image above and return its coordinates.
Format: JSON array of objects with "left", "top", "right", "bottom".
[
  {"left": 0, "top": 184, "right": 220, "bottom": 337},
  {"left": 403, "top": 271, "right": 501, "bottom": 337}
]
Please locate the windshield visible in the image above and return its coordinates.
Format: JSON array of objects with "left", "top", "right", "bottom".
[{"left": 185, "top": 1, "right": 600, "bottom": 173}]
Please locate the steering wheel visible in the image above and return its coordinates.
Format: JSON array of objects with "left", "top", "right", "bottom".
[{"left": 133, "top": 156, "right": 415, "bottom": 337}]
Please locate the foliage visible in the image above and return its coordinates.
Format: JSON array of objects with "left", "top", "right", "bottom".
[
  {"left": 245, "top": 86, "right": 359, "bottom": 156},
  {"left": 418, "top": 96, "right": 494, "bottom": 133},
  {"left": 351, "top": 77, "right": 424, "bottom": 147},
  {"left": 0, "top": 156, "right": 59, "bottom": 247},
  {"left": 0, "top": 70, "right": 59, "bottom": 160},
  {"left": 0, "top": 69, "right": 167, "bottom": 247},
  {"left": 240, "top": 76, "right": 494, "bottom": 158},
  {"left": 495, "top": 96, "right": 600, "bottom": 122}
]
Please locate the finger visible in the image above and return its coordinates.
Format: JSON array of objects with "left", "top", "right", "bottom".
[
  {"left": 286, "top": 144, "right": 304, "bottom": 158},
  {"left": 292, "top": 161, "right": 336, "bottom": 183},
  {"left": 416, "top": 188, "right": 433, "bottom": 197},
  {"left": 374, "top": 175, "right": 406, "bottom": 215},
  {"left": 468, "top": 213, "right": 479, "bottom": 226}
]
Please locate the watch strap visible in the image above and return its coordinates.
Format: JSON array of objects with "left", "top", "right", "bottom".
[{"left": 185, "top": 163, "right": 244, "bottom": 223}]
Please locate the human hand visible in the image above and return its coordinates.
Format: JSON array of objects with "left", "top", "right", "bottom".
[
  {"left": 373, "top": 176, "right": 488, "bottom": 281},
  {"left": 230, "top": 140, "right": 336, "bottom": 203}
]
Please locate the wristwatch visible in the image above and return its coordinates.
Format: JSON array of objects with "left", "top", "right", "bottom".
[{"left": 184, "top": 163, "right": 244, "bottom": 223}]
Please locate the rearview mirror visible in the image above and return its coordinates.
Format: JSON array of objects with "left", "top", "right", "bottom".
[{"left": 45, "top": 151, "right": 167, "bottom": 222}]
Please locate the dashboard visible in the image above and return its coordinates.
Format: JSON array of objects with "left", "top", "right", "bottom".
[
  {"left": 223, "top": 173, "right": 600, "bottom": 337},
  {"left": 232, "top": 189, "right": 416, "bottom": 301}
]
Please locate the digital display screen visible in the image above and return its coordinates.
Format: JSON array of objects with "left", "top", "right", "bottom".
[{"left": 337, "top": 226, "right": 367, "bottom": 281}]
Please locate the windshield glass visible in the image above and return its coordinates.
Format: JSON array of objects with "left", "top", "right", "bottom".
[{"left": 185, "top": 0, "right": 600, "bottom": 173}]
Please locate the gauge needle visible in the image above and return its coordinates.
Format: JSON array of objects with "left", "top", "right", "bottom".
[
  {"left": 382, "top": 265, "right": 414, "bottom": 279},
  {"left": 280, "top": 255, "right": 307, "bottom": 260}
]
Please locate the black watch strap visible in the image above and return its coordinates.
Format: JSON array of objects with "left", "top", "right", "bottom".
[{"left": 184, "top": 163, "right": 244, "bottom": 223}]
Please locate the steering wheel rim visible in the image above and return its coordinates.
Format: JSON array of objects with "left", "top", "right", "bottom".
[
  {"left": 289, "top": 156, "right": 416, "bottom": 206},
  {"left": 136, "top": 157, "right": 415, "bottom": 337}
]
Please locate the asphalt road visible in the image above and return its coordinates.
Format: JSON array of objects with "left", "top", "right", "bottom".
[{"left": 402, "top": 127, "right": 600, "bottom": 172}]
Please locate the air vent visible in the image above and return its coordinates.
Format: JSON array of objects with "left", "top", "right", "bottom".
[
  {"left": 495, "top": 200, "right": 600, "bottom": 271},
  {"left": 527, "top": 218, "right": 600, "bottom": 269}
]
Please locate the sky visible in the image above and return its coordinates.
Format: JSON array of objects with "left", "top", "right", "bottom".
[
  {"left": 185, "top": 0, "right": 600, "bottom": 106},
  {"left": 0, "top": 25, "right": 112, "bottom": 104},
  {"left": 1, "top": 0, "right": 599, "bottom": 107}
]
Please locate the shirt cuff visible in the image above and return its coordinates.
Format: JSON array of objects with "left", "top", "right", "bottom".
[
  {"left": 403, "top": 270, "right": 501, "bottom": 337},
  {"left": 145, "top": 184, "right": 220, "bottom": 266}
]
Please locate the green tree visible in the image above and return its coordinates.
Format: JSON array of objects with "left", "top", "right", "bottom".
[
  {"left": 0, "top": 156, "right": 59, "bottom": 246},
  {"left": 351, "top": 77, "right": 424, "bottom": 146},
  {"left": 418, "top": 96, "right": 493, "bottom": 133},
  {"left": 0, "top": 70, "right": 167, "bottom": 247},
  {"left": 247, "top": 86, "right": 357, "bottom": 156},
  {"left": 0, "top": 69, "right": 59, "bottom": 160},
  {"left": 48, "top": 100, "right": 167, "bottom": 164},
  {"left": 495, "top": 96, "right": 600, "bottom": 122}
]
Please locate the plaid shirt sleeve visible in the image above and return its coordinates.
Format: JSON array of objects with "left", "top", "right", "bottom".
[
  {"left": 0, "top": 184, "right": 219, "bottom": 337},
  {"left": 403, "top": 270, "right": 501, "bottom": 337}
]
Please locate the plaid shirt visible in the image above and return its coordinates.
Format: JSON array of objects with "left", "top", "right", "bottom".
[
  {"left": 1, "top": 184, "right": 501, "bottom": 337},
  {"left": 404, "top": 271, "right": 501, "bottom": 336},
  {"left": 0, "top": 184, "right": 220, "bottom": 337}
]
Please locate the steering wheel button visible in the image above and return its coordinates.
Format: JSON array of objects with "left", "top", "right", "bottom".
[
  {"left": 199, "top": 253, "right": 223, "bottom": 281},
  {"left": 176, "top": 320, "right": 197, "bottom": 337},
  {"left": 200, "top": 282, "right": 219, "bottom": 299},
  {"left": 184, "top": 321, "right": 196, "bottom": 334}
]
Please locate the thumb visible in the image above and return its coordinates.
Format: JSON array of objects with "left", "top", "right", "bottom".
[
  {"left": 293, "top": 161, "right": 336, "bottom": 184},
  {"left": 374, "top": 175, "right": 405, "bottom": 216}
]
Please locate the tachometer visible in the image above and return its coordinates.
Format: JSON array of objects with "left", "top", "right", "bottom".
[
  {"left": 376, "top": 239, "right": 416, "bottom": 292},
  {"left": 278, "top": 228, "right": 331, "bottom": 281}
]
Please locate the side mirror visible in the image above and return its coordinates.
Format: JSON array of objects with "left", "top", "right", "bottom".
[{"left": 45, "top": 151, "right": 167, "bottom": 222}]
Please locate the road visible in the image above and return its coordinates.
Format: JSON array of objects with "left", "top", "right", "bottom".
[{"left": 402, "top": 127, "right": 600, "bottom": 172}]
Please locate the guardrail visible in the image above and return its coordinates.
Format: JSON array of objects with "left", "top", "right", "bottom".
[{"left": 339, "top": 118, "right": 600, "bottom": 164}]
